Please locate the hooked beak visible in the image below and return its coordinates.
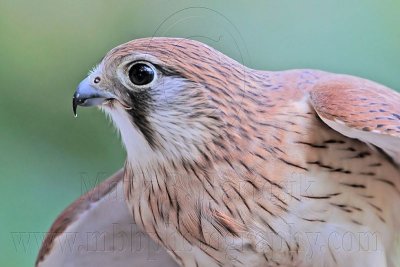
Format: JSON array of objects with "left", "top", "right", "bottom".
[{"left": 72, "top": 77, "right": 115, "bottom": 117}]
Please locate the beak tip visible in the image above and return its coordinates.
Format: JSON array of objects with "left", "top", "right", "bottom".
[
  {"left": 72, "top": 78, "right": 115, "bottom": 116},
  {"left": 72, "top": 96, "right": 78, "bottom": 117}
]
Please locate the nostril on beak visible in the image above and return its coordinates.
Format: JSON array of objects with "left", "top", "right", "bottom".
[{"left": 72, "top": 78, "right": 115, "bottom": 117}]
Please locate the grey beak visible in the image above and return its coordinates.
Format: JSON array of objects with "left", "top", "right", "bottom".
[{"left": 72, "top": 78, "right": 115, "bottom": 117}]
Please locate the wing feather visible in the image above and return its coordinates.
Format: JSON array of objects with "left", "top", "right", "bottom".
[
  {"left": 36, "top": 169, "right": 178, "bottom": 267},
  {"left": 310, "top": 74, "right": 400, "bottom": 163}
]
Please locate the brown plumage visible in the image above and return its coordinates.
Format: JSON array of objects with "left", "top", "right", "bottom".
[{"left": 38, "top": 38, "right": 400, "bottom": 267}]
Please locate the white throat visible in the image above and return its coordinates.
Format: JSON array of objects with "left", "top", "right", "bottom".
[{"left": 103, "top": 104, "right": 157, "bottom": 166}]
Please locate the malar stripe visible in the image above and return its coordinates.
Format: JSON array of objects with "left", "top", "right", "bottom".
[{"left": 126, "top": 91, "right": 159, "bottom": 149}]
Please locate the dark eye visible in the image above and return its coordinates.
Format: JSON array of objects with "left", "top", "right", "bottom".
[{"left": 128, "top": 63, "right": 155, "bottom": 86}]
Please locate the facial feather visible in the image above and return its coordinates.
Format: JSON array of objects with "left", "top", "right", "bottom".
[{"left": 99, "top": 38, "right": 234, "bottom": 167}]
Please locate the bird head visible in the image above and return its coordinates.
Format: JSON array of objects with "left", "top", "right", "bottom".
[{"left": 73, "top": 38, "right": 249, "bottom": 166}]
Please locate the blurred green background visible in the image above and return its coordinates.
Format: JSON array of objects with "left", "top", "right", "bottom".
[{"left": 0, "top": 0, "right": 399, "bottom": 266}]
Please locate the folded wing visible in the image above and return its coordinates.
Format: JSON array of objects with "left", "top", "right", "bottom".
[
  {"left": 310, "top": 74, "right": 400, "bottom": 165},
  {"left": 36, "top": 169, "right": 178, "bottom": 267}
]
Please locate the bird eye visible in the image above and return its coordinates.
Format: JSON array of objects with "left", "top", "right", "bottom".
[
  {"left": 94, "top": 77, "right": 101, "bottom": 84},
  {"left": 128, "top": 63, "right": 155, "bottom": 86}
]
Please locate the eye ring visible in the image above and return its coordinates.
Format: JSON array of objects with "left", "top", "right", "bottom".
[{"left": 127, "top": 62, "right": 156, "bottom": 87}]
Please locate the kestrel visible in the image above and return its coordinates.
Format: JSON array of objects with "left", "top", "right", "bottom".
[{"left": 37, "top": 38, "right": 400, "bottom": 267}]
